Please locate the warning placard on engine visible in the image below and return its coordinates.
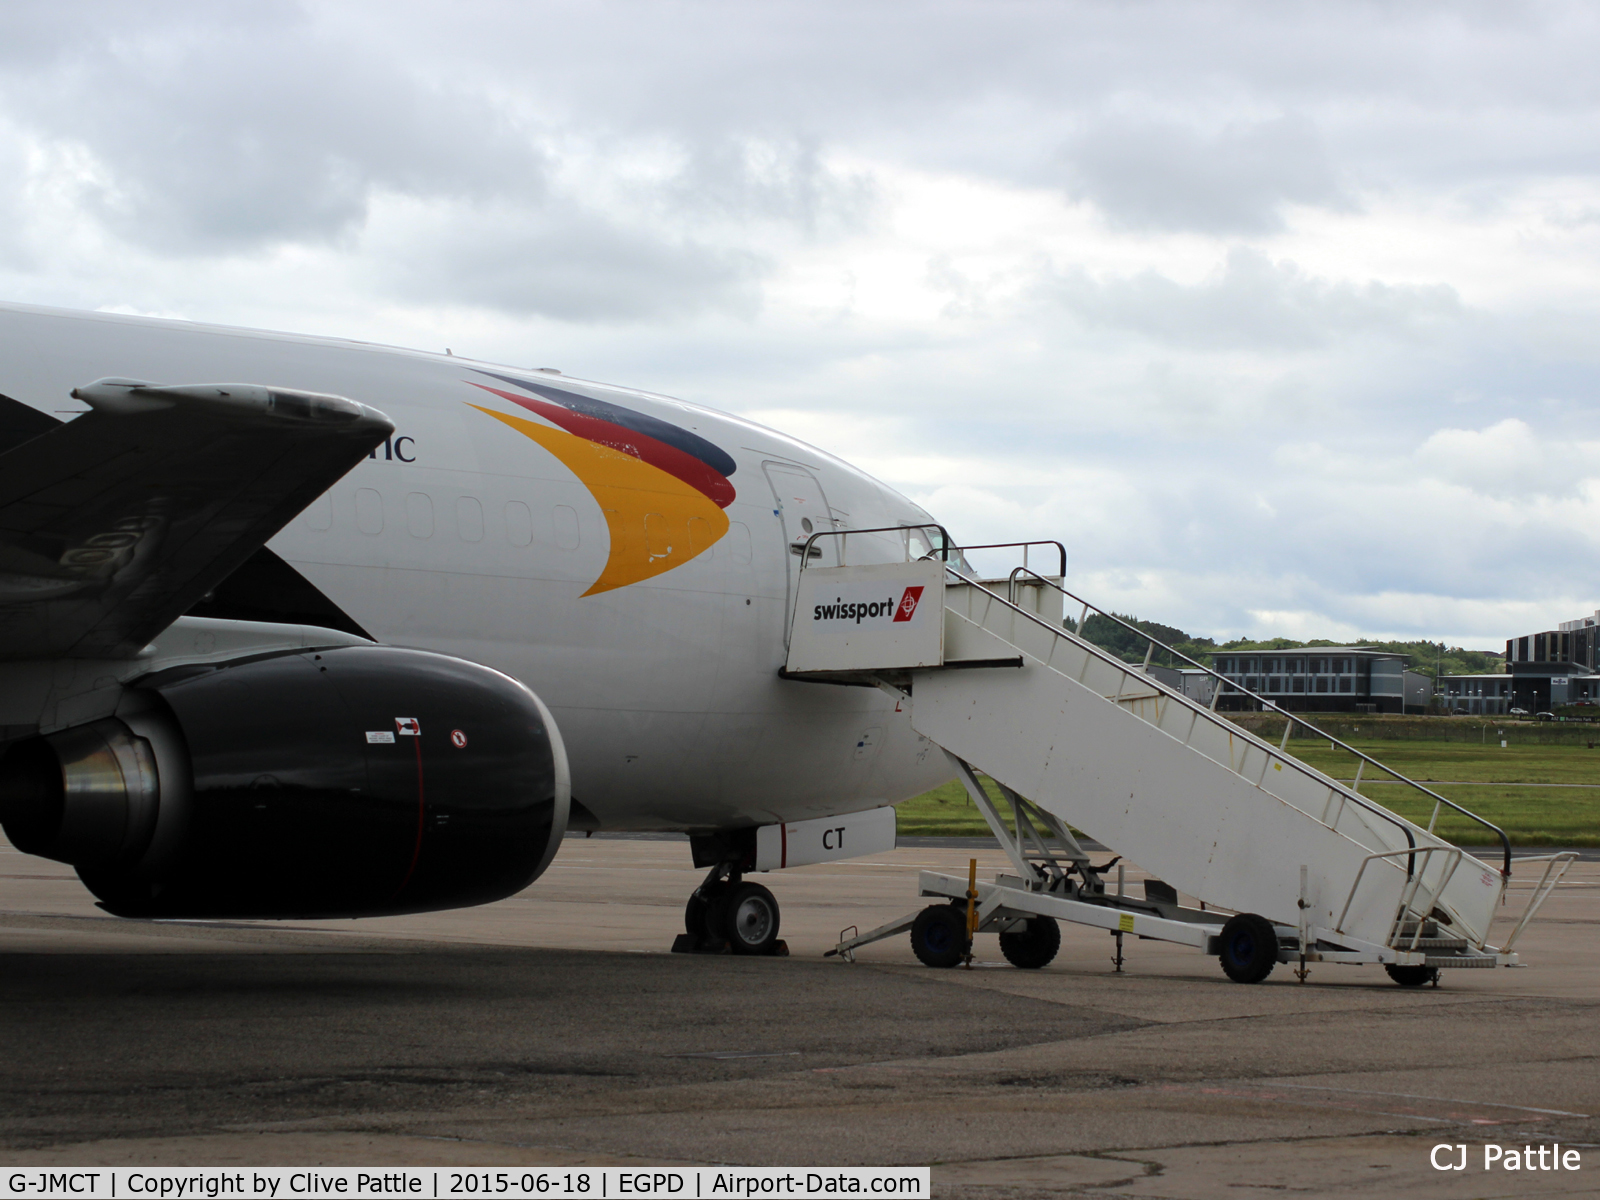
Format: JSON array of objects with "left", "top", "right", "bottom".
[{"left": 785, "top": 561, "right": 944, "bottom": 672}]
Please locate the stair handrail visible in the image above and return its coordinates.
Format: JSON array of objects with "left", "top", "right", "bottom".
[
  {"left": 786, "top": 524, "right": 1513, "bottom": 876},
  {"left": 794, "top": 528, "right": 1064, "bottom": 579},
  {"left": 941, "top": 560, "right": 1424, "bottom": 872},
  {"left": 1334, "top": 845, "right": 1463, "bottom": 948},
  {"left": 1499, "top": 852, "right": 1578, "bottom": 953},
  {"left": 1001, "top": 564, "right": 1513, "bottom": 876},
  {"left": 796, "top": 523, "right": 960, "bottom": 571},
  {"left": 955, "top": 541, "right": 1068, "bottom": 579}
]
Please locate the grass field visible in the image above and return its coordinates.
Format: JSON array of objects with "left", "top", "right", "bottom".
[
  {"left": 895, "top": 777, "right": 1012, "bottom": 838},
  {"left": 895, "top": 738, "right": 1600, "bottom": 845}
]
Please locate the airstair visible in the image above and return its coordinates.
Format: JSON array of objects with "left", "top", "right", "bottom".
[{"left": 784, "top": 530, "right": 1574, "bottom": 984}]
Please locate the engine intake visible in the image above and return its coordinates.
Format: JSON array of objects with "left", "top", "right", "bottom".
[{"left": 0, "top": 645, "right": 569, "bottom": 919}]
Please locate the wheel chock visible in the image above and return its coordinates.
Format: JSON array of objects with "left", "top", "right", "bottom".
[{"left": 670, "top": 934, "right": 789, "bottom": 956}]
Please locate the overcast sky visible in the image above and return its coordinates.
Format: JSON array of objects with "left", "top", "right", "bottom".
[{"left": 4, "top": 0, "right": 1598, "bottom": 648}]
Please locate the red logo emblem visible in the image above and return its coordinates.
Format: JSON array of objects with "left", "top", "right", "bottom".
[
  {"left": 893, "top": 586, "right": 925, "bottom": 622},
  {"left": 450, "top": 729, "right": 468, "bottom": 749}
]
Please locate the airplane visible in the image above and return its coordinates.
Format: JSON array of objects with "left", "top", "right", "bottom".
[{"left": 0, "top": 301, "right": 959, "bottom": 954}]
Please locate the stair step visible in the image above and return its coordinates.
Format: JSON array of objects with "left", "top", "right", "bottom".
[
  {"left": 1427, "top": 954, "right": 1497, "bottom": 968},
  {"left": 908, "top": 592, "right": 1506, "bottom": 954}
]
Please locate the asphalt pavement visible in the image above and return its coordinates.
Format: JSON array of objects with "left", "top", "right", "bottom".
[{"left": 2, "top": 833, "right": 1597, "bottom": 1198}]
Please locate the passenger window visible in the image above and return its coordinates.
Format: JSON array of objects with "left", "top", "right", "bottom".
[
  {"left": 553, "top": 505, "right": 580, "bottom": 550},
  {"left": 505, "top": 501, "right": 533, "bottom": 548},
  {"left": 303, "top": 494, "right": 333, "bottom": 532},
  {"left": 644, "top": 513, "right": 672, "bottom": 560},
  {"left": 687, "top": 516, "right": 713, "bottom": 557},
  {"left": 456, "top": 497, "right": 484, "bottom": 543},
  {"left": 405, "top": 492, "right": 433, "bottom": 539},
  {"left": 355, "top": 488, "right": 383, "bottom": 535}
]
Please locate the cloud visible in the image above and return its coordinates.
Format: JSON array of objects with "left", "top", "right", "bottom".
[
  {"left": 664, "top": 137, "right": 880, "bottom": 235},
  {"left": 1044, "top": 248, "right": 1466, "bottom": 350},
  {"left": 1417, "top": 418, "right": 1600, "bottom": 500},
  {"left": 1061, "top": 115, "right": 1351, "bottom": 234},
  {"left": 370, "top": 197, "right": 766, "bottom": 322},
  {"left": 849, "top": 402, "right": 1600, "bottom": 645},
  {"left": 3, "top": 1, "right": 1600, "bottom": 649},
  {"left": 0, "top": 3, "right": 548, "bottom": 252},
  {"left": 0, "top": 122, "right": 27, "bottom": 268}
]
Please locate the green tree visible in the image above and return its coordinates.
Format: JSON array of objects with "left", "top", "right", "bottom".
[
  {"left": 1066, "top": 611, "right": 1217, "bottom": 667},
  {"left": 1064, "top": 615, "right": 1503, "bottom": 676}
]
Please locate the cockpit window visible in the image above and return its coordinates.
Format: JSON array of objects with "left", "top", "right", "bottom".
[{"left": 903, "top": 524, "right": 972, "bottom": 572}]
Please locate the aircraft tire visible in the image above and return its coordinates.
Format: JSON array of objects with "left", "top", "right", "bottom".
[
  {"left": 684, "top": 890, "right": 712, "bottom": 938},
  {"left": 999, "top": 916, "right": 1061, "bottom": 969},
  {"left": 1218, "top": 913, "right": 1278, "bottom": 983},
  {"left": 721, "top": 882, "right": 781, "bottom": 955},
  {"left": 1384, "top": 963, "right": 1439, "bottom": 987},
  {"left": 910, "top": 903, "right": 969, "bottom": 968},
  {"left": 687, "top": 881, "right": 733, "bottom": 940}
]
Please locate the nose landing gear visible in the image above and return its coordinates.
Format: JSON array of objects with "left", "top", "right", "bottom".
[{"left": 673, "top": 861, "right": 788, "bottom": 956}]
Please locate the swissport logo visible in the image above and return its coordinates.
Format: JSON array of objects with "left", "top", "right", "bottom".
[{"left": 813, "top": 585, "right": 926, "bottom": 626}]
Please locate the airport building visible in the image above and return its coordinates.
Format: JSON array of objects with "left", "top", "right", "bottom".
[
  {"left": 1438, "top": 674, "right": 1513, "bottom": 715},
  {"left": 1490, "top": 609, "right": 1600, "bottom": 711},
  {"left": 1432, "top": 606, "right": 1600, "bottom": 713},
  {"left": 1442, "top": 669, "right": 1600, "bottom": 713},
  {"left": 1209, "top": 647, "right": 1433, "bottom": 714}
]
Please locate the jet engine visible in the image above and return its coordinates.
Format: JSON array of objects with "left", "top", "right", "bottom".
[{"left": 0, "top": 645, "right": 569, "bottom": 918}]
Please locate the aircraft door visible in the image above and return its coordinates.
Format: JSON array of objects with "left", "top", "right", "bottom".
[{"left": 763, "top": 461, "right": 837, "bottom": 644}]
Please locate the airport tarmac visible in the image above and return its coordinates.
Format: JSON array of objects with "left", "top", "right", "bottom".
[{"left": 2, "top": 831, "right": 1597, "bottom": 1198}]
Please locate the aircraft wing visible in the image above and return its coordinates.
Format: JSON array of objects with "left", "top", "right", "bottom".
[{"left": 0, "top": 378, "right": 392, "bottom": 661}]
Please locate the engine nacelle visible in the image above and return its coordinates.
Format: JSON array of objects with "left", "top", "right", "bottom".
[{"left": 0, "top": 645, "right": 569, "bottom": 918}]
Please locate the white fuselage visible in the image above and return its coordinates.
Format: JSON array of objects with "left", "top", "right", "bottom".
[{"left": 0, "top": 303, "right": 953, "bottom": 832}]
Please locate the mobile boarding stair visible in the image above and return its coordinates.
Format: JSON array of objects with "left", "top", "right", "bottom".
[{"left": 785, "top": 530, "right": 1574, "bottom": 985}]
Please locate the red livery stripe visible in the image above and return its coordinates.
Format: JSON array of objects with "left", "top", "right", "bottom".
[{"left": 470, "top": 383, "right": 735, "bottom": 509}]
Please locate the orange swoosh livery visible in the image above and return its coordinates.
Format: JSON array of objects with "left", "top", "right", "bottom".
[{"left": 467, "top": 372, "right": 737, "bottom": 596}]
